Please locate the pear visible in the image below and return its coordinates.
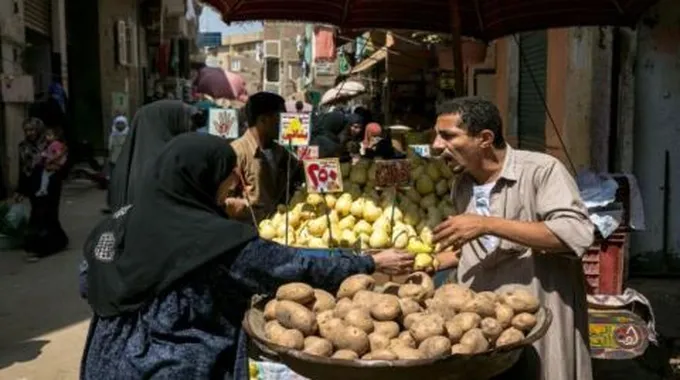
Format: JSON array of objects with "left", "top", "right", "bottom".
[
  {"left": 308, "top": 217, "right": 327, "bottom": 237},
  {"left": 438, "top": 159, "right": 454, "bottom": 179},
  {"left": 435, "top": 179, "right": 449, "bottom": 196},
  {"left": 363, "top": 201, "right": 382, "bottom": 223},
  {"left": 348, "top": 184, "right": 363, "bottom": 199},
  {"left": 425, "top": 161, "right": 442, "bottom": 181},
  {"left": 403, "top": 204, "right": 421, "bottom": 226},
  {"left": 307, "top": 193, "right": 324, "bottom": 206},
  {"left": 420, "top": 226, "right": 434, "bottom": 245},
  {"left": 259, "top": 222, "right": 276, "bottom": 240},
  {"left": 350, "top": 165, "right": 368, "bottom": 184},
  {"left": 392, "top": 226, "right": 410, "bottom": 249},
  {"left": 407, "top": 238, "right": 434, "bottom": 255},
  {"left": 340, "top": 229, "right": 358, "bottom": 247},
  {"left": 372, "top": 216, "right": 392, "bottom": 234},
  {"left": 335, "top": 196, "right": 352, "bottom": 216},
  {"left": 382, "top": 205, "right": 404, "bottom": 222},
  {"left": 416, "top": 175, "right": 435, "bottom": 195},
  {"left": 420, "top": 194, "right": 438, "bottom": 209},
  {"left": 340, "top": 162, "right": 351, "bottom": 178},
  {"left": 350, "top": 198, "right": 366, "bottom": 218},
  {"left": 338, "top": 215, "right": 356, "bottom": 230},
  {"left": 325, "top": 194, "right": 337, "bottom": 209},
  {"left": 287, "top": 211, "right": 301, "bottom": 228},
  {"left": 308, "top": 237, "right": 328, "bottom": 249},
  {"left": 403, "top": 187, "right": 422, "bottom": 203},
  {"left": 354, "top": 220, "right": 373, "bottom": 235},
  {"left": 410, "top": 165, "right": 425, "bottom": 181},
  {"left": 369, "top": 229, "right": 390, "bottom": 249},
  {"left": 368, "top": 163, "right": 377, "bottom": 182},
  {"left": 414, "top": 253, "right": 434, "bottom": 270}
]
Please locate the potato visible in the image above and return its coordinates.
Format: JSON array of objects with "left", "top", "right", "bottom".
[
  {"left": 418, "top": 336, "right": 452, "bottom": 358},
  {"left": 496, "top": 327, "right": 525, "bottom": 347},
  {"left": 273, "top": 329, "right": 304, "bottom": 349},
  {"left": 264, "top": 299, "right": 278, "bottom": 321},
  {"left": 331, "top": 326, "right": 370, "bottom": 355},
  {"left": 392, "top": 346, "right": 425, "bottom": 360},
  {"left": 319, "top": 318, "right": 345, "bottom": 341},
  {"left": 303, "top": 336, "right": 333, "bottom": 357},
  {"left": 495, "top": 303, "right": 515, "bottom": 328},
  {"left": 334, "top": 298, "right": 354, "bottom": 319},
  {"left": 395, "top": 331, "right": 417, "bottom": 348},
  {"left": 477, "top": 291, "right": 498, "bottom": 303},
  {"left": 480, "top": 318, "right": 503, "bottom": 341},
  {"left": 444, "top": 320, "right": 464, "bottom": 343},
  {"left": 381, "top": 282, "right": 401, "bottom": 296},
  {"left": 373, "top": 321, "right": 400, "bottom": 339},
  {"left": 450, "top": 312, "right": 481, "bottom": 332},
  {"left": 511, "top": 312, "right": 537, "bottom": 332},
  {"left": 451, "top": 343, "right": 475, "bottom": 354},
  {"left": 424, "top": 297, "right": 457, "bottom": 320},
  {"left": 433, "top": 284, "right": 474, "bottom": 311},
  {"left": 370, "top": 297, "right": 402, "bottom": 321},
  {"left": 312, "top": 289, "right": 336, "bottom": 313},
  {"left": 405, "top": 272, "right": 435, "bottom": 299},
  {"left": 344, "top": 308, "right": 374, "bottom": 334},
  {"left": 403, "top": 312, "right": 427, "bottom": 330},
  {"left": 352, "top": 290, "right": 377, "bottom": 311},
  {"left": 460, "top": 295, "right": 496, "bottom": 318},
  {"left": 316, "top": 310, "right": 335, "bottom": 326},
  {"left": 500, "top": 289, "right": 539, "bottom": 313},
  {"left": 265, "top": 320, "right": 286, "bottom": 340},
  {"left": 460, "top": 328, "right": 489, "bottom": 353},
  {"left": 275, "top": 300, "right": 318, "bottom": 336},
  {"left": 398, "top": 284, "right": 429, "bottom": 303},
  {"left": 409, "top": 314, "right": 445, "bottom": 344},
  {"left": 337, "top": 274, "right": 375, "bottom": 299},
  {"left": 276, "top": 283, "right": 315, "bottom": 304},
  {"left": 368, "top": 332, "right": 391, "bottom": 351},
  {"left": 399, "top": 298, "right": 423, "bottom": 317},
  {"left": 332, "top": 349, "right": 359, "bottom": 360},
  {"left": 368, "top": 349, "right": 398, "bottom": 360}
]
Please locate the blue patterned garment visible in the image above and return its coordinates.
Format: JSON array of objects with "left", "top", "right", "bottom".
[{"left": 80, "top": 238, "right": 374, "bottom": 380}]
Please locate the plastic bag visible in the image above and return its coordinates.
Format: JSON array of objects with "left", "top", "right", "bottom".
[{"left": 5, "top": 202, "right": 29, "bottom": 230}]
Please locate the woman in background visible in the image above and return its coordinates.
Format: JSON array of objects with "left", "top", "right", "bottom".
[
  {"left": 15, "top": 118, "right": 68, "bottom": 261},
  {"left": 108, "top": 100, "right": 197, "bottom": 210},
  {"left": 107, "top": 116, "right": 130, "bottom": 178},
  {"left": 310, "top": 111, "right": 347, "bottom": 158}
]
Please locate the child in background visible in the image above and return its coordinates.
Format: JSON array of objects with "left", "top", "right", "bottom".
[
  {"left": 36, "top": 127, "right": 67, "bottom": 196},
  {"left": 108, "top": 116, "right": 130, "bottom": 178}
]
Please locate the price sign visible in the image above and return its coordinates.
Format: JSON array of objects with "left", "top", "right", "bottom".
[
  {"left": 279, "top": 112, "right": 311, "bottom": 146},
  {"left": 208, "top": 108, "right": 239, "bottom": 139},
  {"left": 296, "top": 145, "right": 319, "bottom": 160},
  {"left": 375, "top": 159, "right": 411, "bottom": 188},
  {"left": 410, "top": 144, "right": 431, "bottom": 158},
  {"left": 304, "top": 158, "right": 344, "bottom": 193}
]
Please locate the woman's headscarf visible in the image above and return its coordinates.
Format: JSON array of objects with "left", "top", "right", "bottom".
[
  {"left": 363, "top": 122, "right": 383, "bottom": 146},
  {"left": 110, "top": 116, "right": 130, "bottom": 137},
  {"left": 109, "top": 100, "right": 195, "bottom": 210},
  {"left": 18, "top": 118, "right": 46, "bottom": 177},
  {"left": 311, "top": 111, "right": 346, "bottom": 158},
  {"left": 85, "top": 134, "right": 258, "bottom": 317}
]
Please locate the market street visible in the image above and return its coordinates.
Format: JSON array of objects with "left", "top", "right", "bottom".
[{"left": 0, "top": 180, "right": 100, "bottom": 380}]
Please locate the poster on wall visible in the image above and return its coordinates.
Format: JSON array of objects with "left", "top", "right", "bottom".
[
  {"left": 111, "top": 92, "right": 129, "bottom": 117},
  {"left": 208, "top": 108, "right": 239, "bottom": 139},
  {"left": 279, "top": 112, "right": 311, "bottom": 146}
]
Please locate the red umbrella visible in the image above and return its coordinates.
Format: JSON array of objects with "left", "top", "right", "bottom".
[
  {"left": 195, "top": 67, "right": 249, "bottom": 101},
  {"left": 203, "top": 0, "right": 657, "bottom": 42}
]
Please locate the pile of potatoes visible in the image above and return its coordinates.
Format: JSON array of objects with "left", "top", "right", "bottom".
[{"left": 262, "top": 272, "right": 541, "bottom": 361}]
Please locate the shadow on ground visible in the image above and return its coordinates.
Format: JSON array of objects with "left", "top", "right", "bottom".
[
  {"left": 0, "top": 340, "right": 49, "bottom": 370},
  {"left": 0, "top": 181, "right": 103, "bottom": 353}
]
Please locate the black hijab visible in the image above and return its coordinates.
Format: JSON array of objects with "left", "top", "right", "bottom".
[
  {"left": 311, "top": 111, "right": 347, "bottom": 158},
  {"left": 86, "top": 134, "right": 258, "bottom": 317},
  {"left": 109, "top": 100, "right": 196, "bottom": 210}
]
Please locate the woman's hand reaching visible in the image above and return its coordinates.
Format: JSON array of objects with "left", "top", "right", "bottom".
[{"left": 371, "top": 249, "right": 414, "bottom": 275}]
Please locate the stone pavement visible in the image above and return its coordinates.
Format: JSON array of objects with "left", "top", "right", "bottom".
[{"left": 0, "top": 180, "right": 104, "bottom": 380}]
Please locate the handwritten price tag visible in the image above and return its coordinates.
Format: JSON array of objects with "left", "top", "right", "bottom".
[
  {"left": 304, "top": 158, "right": 344, "bottom": 193},
  {"left": 296, "top": 145, "right": 319, "bottom": 160},
  {"left": 375, "top": 159, "right": 411, "bottom": 188},
  {"left": 279, "top": 112, "right": 311, "bottom": 146}
]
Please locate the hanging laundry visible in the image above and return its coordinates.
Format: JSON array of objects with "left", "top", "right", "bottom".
[{"left": 313, "top": 26, "right": 336, "bottom": 61}]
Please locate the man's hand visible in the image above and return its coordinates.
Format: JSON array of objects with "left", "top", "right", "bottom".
[
  {"left": 433, "top": 214, "right": 489, "bottom": 249},
  {"left": 372, "top": 249, "right": 415, "bottom": 275}
]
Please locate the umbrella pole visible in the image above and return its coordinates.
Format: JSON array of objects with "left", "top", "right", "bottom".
[{"left": 449, "top": 0, "right": 465, "bottom": 97}]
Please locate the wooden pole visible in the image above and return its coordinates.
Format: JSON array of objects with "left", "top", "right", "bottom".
[{"left": 449, "top": 0, "right": 465, "bottom": 97}]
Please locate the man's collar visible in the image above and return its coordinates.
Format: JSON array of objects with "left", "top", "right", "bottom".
[{"left": 497, "top": 145, "right": 518, "bottom": 181}]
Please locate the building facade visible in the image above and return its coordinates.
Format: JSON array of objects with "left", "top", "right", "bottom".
[{"left": 214, "top": 31, "right": 263, "bottom": 95}]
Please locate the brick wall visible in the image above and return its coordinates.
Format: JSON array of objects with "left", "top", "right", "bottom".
[
  {"left": 98, "top": 0, "right": 141, "bottom": 139},
  {"left": 263, "top": 22, "right": 305, "bottom": 98}
]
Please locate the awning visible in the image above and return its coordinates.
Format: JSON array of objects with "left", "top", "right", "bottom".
[{"left": 350, "top": 47, "right": 387, "bottom": 75}]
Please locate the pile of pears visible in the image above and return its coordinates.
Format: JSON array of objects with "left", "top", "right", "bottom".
[{"left": 258, "top": 150, "right": 457, "bottom": 271}]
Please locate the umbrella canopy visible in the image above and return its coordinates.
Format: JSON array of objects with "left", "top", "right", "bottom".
[
  {"left": 320, "top": 81, "right": 366, "bottom": 105},
  {"left": 195, "top": 67, "right": 249, "bottom": 101},
  {"left": 203, "top": 0, "right": 658, "bottom": 41}
]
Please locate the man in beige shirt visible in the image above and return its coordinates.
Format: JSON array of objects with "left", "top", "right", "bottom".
[
  {"left": 220, "top": 92, "right": 303, "bottom": 224},
  {"left": 431, "top": 97, "right": 594, "bottom": 380}
]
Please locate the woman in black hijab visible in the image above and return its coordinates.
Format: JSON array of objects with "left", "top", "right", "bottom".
[
  {"left": 80, "top": 134, "right": 413, "bottom": 380},
  {"left": 310, "top": 111, "right": 347, "bottom": 158},
  {"left": 108, "top": 100, "right": 197, "bottom": 211}
]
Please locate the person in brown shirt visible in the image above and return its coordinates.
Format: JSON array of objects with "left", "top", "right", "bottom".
[
  {"left": 430, "top": 97, "right": 594, "bottom": 380},
  {"left": 220, "top": 92, "right": 303, "bottom": 224}
]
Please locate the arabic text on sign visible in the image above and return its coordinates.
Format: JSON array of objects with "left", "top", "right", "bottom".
[{"left": 304, "top": 158, "right": 343, "bottom": 193}]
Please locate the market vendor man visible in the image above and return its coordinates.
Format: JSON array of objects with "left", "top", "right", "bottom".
[
  {"left": 431, "top": 97, "right": 594, "bottom": 380},
  {"left": 220, "top": 92, "right": 303, "bottom": 224}
]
